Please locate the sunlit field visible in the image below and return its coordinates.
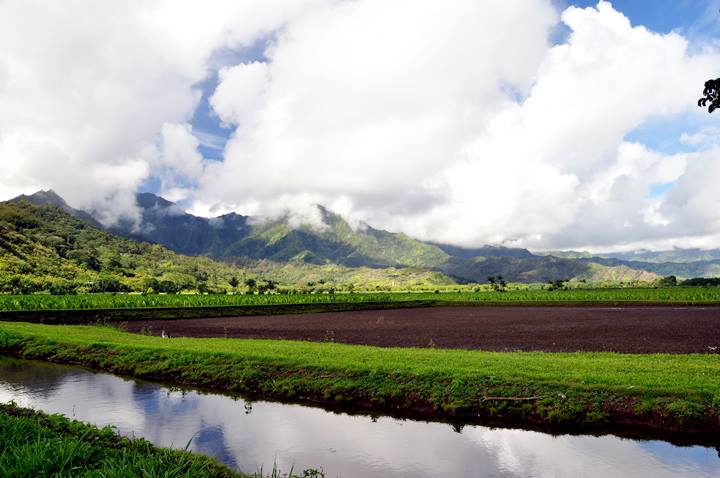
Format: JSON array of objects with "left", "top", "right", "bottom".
[{"left": 2, "top": 287, "right": 720, "bottom": 312}]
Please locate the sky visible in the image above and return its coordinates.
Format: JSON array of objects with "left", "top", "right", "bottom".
[{"left": 2, "top": 1, "right": 720, "bottom": 252}]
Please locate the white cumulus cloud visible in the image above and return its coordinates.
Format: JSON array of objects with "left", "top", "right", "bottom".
[
  {"left": 198, "top": 0, "right": 720, "bottom": 250},
  {"left": 0, "top": 0, "right": 332, "bottom": 225},
  {"left": 2, "top": 0, "right": 720, "bottom": 250}
]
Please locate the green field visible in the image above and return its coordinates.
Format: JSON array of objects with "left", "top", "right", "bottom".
[
  {"left": 0, "top": 402, "right": 244, "bottom": 478},
  {"left": 1, "top": 322, "right": 718, "bottom": 438},
  {"left": 2, "top": 287, "right": 720, "bottom": 312}
]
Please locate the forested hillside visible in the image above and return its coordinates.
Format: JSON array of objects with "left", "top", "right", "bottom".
[
  {"left": 101, "top": 192, "right": 657, "bottom": 283},
  {"left": 0, "top": 200, "right": 248, "bottom": 294},
  {"left": 8, "top": 191, "right": 671, "bottom": 286},
  {"left": 0, "top": 200, "right": 459, "bottom": 294}
]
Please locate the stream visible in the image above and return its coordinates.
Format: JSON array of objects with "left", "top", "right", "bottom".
[{"left": 0, "top": 356, "right": 718, "bottom": 477}]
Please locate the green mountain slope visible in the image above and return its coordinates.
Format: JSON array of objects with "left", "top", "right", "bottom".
[
  {"left": 87, "top": 192, "right": 657, "bottom": 284},
  {"left": 115, "top": 193, "right": 253, "bottom": 257},
  {"left": 0, "top": 199, "right": 459, "bottom": 293},
  {"left": 10, "top": 190, "right": 102, "bottom": 228},
  {"left": 538, "top": 249, "right": 720, "bottom": 279},
  {"left": 222, "top": 206, "right": 448, "bottom": 268},
  {"left": 575, "top": 256, "right": 720, "bottom": 279},
  {"left": 0, "top": 200, "right": 250, "bottom": 294},
  {"left": 243, "top": 259, "right": 456, "bottom": 291},
  {"left": 11, "top": 191, "right": 669, "bottom": 285}
]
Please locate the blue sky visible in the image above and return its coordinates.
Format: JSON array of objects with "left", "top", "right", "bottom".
[
  {"left": 190, "top": 42, "right": 268, "bottom": 161},
  {"left": 567, "top": 0, "right": 720, "bottom": 35}
]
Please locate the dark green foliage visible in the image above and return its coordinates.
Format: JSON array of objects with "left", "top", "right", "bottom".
[
  {"left": 658, "top": 275, "right": 678, "bottom": 287},
  {"left": 682, "top": 277, "right": 720, "bottom": 286},
  {"left": 229, "top": 276, "right": 239, "bottom": 292},
  {"left": 547, "top": 279, "right": 569, "bottom": 291},
  {"left": 487, "top": 275, "right": 507, "bottom": 292},
  {"left": 0, "top": 200, "right": 253, "bottom": 294},
  {"left": 244, "top": 278, "right": 257, "bottom": 293}
]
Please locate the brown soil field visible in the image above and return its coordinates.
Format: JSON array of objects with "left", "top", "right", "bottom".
[{"left": 117, "top": 306, "right": 720, "bottom": 354}]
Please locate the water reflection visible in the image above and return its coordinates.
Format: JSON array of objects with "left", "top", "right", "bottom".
[{"left": 0, "top": 356, "right": 718, "bottom": 478}]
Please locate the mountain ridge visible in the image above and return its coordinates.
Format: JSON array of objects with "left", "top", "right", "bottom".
[
  {"left": 113, "top": 192, "right": 599, "bottom": 282},
  {"left": 0, "top": 198, "right": 457, "bottom": 293},
  {"left": 17, "top": 190, "right": 662, "bottom": 284},
  {"left": 10, "top": 190, "right": 103, "bottom": 228},
  {"left": 20, "top": 190, "right": 713, "bottom": 283}
]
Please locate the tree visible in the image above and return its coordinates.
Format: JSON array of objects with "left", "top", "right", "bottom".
[
  {"left": 699, "top": 78, "right": 720, "bottom": 113},
  {"left": 487, "top": 275, "right": 507, "bottom": 292},
  {"left": 658, "top": 275, "right": 678, "bottom": 287},
  {"left": 682, "top": 277, "right": 720, "bottom": 287},
  {"left": 547, "top": 279, "right": 568, "bottom": 291},
  {"left": 229, "top": 276, "right": 239, "bottom": 294},
  {"left": 264, "top": 279, "right": 277, "bottom": 291},
  {"left": 91, "top": 276, "right": 128, "bottom": 293},
  {"left": 244, "top": 278, "right": 257, "bottom": 294}
]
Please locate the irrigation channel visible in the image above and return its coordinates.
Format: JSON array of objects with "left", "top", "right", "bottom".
[{"left": 1, "top": 356, "right": 718, "bottom": 477}]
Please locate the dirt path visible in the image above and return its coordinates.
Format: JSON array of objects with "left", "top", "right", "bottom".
[{"left": 116, "top": 306, "right": 720, "bottom": 354}]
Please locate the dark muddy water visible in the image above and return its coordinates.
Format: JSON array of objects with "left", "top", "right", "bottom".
[{"left": 0, "top": 356, "right": 718, "bottom": 477}]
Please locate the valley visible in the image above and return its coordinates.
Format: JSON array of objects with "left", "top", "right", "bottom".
[{"left": 1, "top": 190, "right": 720, "bottom": 477}]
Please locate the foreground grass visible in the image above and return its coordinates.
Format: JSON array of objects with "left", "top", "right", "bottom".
[
  {"left": 2, "top": 287, "right": 720, "bottom": 312},
  {"left": 0, "top": 402, "right": 326, "bottom": 478},
  {"left": 1, "top": 322, "right": 719, "bottom": 438},
  {"left": 0, "top": 402, "right": 243, "bottom": 478}
]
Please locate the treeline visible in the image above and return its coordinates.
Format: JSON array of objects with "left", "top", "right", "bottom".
[{"left": 680, "top": 277, "right": 720, "bottom": 287}]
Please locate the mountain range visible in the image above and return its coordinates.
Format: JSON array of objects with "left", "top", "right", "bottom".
[
  {"left": 6, "top": 190, "right": 675, "bottom": 288},
  {"left": 8, "top": 189, "right": 720, "bottom": 292}
]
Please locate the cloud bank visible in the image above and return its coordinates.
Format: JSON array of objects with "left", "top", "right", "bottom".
[
  {"left": 0, "top": 0, "right": 330, "bottom": 225},
  {"left": 2, "top": 1, "right": 720, "bottom": 250}
]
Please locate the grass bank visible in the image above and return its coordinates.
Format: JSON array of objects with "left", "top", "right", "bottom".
[
  {"left": 0, "top": 402, "right": 243, "bottom": 478},
  {"left": 1, "top": 322, "right": 719, "bottom": 441}
]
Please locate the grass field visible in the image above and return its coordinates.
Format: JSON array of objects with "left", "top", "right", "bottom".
[
  {"left": 0, "top": 402, "right": 244, "bottom": 478},
  {"left": 1, "top": 321, "right": 719, "bottom": 438},
  {"left": 2, "top": 287, "right": 720, "bottom": 312}
]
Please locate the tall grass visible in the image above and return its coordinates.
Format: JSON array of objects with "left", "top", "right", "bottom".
[{"left": 0, "top": 402, "right": 242, "bottom": 478}]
